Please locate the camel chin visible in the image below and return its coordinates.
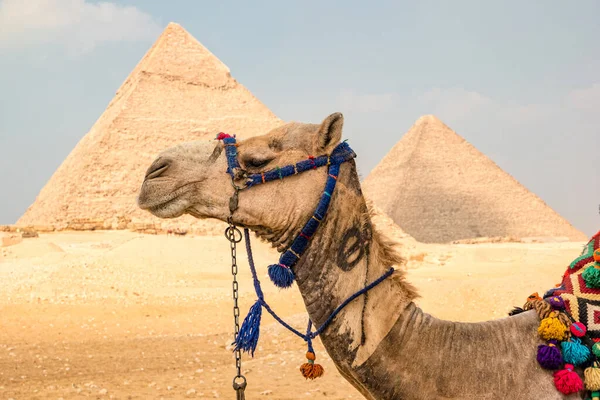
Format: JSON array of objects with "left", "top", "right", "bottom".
[
  {"left": 147, "top": 203, "right": 186, "bottom": 219},
  {"left": 139, "top": 194, "right": 189, "bottom": 219}
]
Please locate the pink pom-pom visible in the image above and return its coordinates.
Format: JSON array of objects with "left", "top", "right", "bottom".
[
  {"left": 554, "top": 363, "right": 584, "bottom": 395},
  {"left": 216, "top": 132, "right": 232, "bottom": 140},
  {"left": 571, "top": 322, "right": 587, "bottom": 337}
]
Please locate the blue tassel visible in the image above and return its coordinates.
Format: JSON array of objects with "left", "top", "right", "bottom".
[
  {"left": 268, "top": 264, "right": 295, "bottom": 288},
  {"left": 234, "top": 300, "right": 262, "bottom": 356},
  {"left": 561, "top": 338, "right": 590, "bottom": 366}
]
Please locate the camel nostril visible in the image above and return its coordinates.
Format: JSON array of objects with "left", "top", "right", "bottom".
[{"left": 145, "top": 158, "right": 171, "bottom": 180}]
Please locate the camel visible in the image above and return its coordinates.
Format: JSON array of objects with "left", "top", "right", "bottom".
[{"left": 137, "top": 113, "right": 581, "bottom": 399}]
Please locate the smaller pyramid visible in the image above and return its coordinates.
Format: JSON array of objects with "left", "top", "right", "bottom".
[
  {"left": 362, "top": 115, "right": 587, "bottom": 243},
  {"left": 369, "top": 202, "right": 415, "bottom": 244}
]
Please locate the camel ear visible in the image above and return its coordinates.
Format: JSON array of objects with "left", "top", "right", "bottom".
[{"left": 316, "top": 112, "right": 344, "bottom": 153}]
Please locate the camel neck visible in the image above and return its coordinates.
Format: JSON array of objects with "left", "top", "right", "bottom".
[
  {"left": 253, "top": 159, "right": 559, "bottom": 399},
  {"left": 292, "top": 160, "right": 417, "bottom": 367},
  {"left": 349, "top": 303, "right": 547, "bottom": 399},
  {"left": 290, "top": 178, "right": 553, "bottom": 400}
]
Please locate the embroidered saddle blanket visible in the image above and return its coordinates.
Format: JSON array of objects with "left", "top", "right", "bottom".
[{"left": 544, "top": 231, "right": 600, "bottom": 340}]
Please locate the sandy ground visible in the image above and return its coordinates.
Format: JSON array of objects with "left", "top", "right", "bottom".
[{"left": 0, "top": 230, "right": 585, "bottom": 399}]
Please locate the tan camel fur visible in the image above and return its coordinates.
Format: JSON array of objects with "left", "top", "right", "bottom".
[{"left": 137, "top": 113, "right": 582, "bottom": 399}]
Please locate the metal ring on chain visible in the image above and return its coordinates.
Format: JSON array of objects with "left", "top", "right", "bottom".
[
  {"left": 224, "top": 226, "right": 243, "bottom": 243},
  {"left": 233, "top": 375, "right": 247, "bottom": 387},
  {"left": 230, "top": 178, "right": 247, "bottom": 191}
]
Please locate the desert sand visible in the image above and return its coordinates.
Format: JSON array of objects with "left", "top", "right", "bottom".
[{"left": 0, "top": 230, "right": 585, "bottom": 399}]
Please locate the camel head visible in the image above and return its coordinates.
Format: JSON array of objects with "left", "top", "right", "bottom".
[{"left": 137, "top": 112, "right": 348, "bottom": 246}]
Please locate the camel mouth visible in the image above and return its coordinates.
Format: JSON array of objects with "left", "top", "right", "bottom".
[
  {"left": 143, "top": 195, "right": 188, "bottom": 219},
  {"left": 138, "top": 178, "right": 201, "bottom": 209},
  {"left": 138, "top": 176, "right": 218, "bottom": 220},
  {"left": 137, "top": 185, "right": 179, "bottom": 210},
  {"left": 137, "top": 182, "right": 190, "bottom": 218}
]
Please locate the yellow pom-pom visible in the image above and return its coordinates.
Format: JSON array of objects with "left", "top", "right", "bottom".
[
  {"left": 586, "top": 363, "right": 600, "bottom": 391},
  {"left": 538, "top": 311, "right": 568, "bottom": 341}
]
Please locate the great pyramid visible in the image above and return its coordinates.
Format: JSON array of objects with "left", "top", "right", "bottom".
[
  {"left": 18, "top": 23, "right": 282, "bottom": 233},
  {"left": 362, "top": 115, "right": 587, "bottom": 243}
]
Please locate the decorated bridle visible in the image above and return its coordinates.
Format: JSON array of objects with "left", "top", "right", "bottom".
[
  {"left": 216, "top": 132, "right": 395, "bottom": 398},
  {"left": 218, "top": 131, "right": 358, "bottom": 288}
]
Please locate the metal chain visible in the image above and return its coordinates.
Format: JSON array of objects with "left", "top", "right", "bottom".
[
  {"left": 227, "top": 217, "right": 242, "bottom": 374},
  {"left": 226, "top": 187, "right": 246, "bottom": 398}
]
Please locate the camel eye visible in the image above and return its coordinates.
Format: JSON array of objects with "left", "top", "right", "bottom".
[{"left": 245, "top": 157, "right": 273, "bottom": 169}]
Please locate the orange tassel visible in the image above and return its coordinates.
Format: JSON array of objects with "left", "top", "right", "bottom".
[
  {"left": 524, "top": 293, "right": 543, "bottom": 311},
  {"left": 300, "top": 351, "right": 324, "bottom": 380},
  {"left": 528, "top": 292, "right": 542, "bottom": 301}
]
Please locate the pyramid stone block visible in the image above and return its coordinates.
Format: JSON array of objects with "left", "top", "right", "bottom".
[
  {"left": 362, "top": 115, "right": 586, "bottom": 243},
  {"left": 1, "top": 233, "right": 23, "bottom": 247}
]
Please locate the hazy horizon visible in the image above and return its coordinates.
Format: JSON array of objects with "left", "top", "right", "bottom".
[{"left": 0, "top": 0, "right": 598, "bottom": 236}]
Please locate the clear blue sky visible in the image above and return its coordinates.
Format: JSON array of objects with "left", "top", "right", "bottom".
[{"left": 0, "top": 0, "right": 598, "bottom": 235}]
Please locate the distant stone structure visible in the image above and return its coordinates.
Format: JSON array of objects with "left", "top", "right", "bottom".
[
  {"left": 362, "top": 115, "right": 587, "bottom": 243},
  {"left": 17, "top": 23, "right": 282, "bottom": 235}
]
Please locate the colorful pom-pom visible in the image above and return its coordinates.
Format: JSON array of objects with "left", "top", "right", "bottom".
[
  {"left": 300, "top": 351, "right": 324, "bottom": 380},
  {"left": 215, "top": 132, "right": 232, "bottom": 140},
  {"left": 267, "top": 264, "right": 295, "bottom": 288},
  {"left": 553, "top": 363, "right": 584, "bottom": 395},
  {"left": 585, "top": 362, "right": 600, "bottom": 391},
  {"left": 538, "top": 312, "right": 568, "bottom": 341},
  {"left": 548, "top": 296, "right": 565, "bottom": 310},
  {"left": 561, "top": 338, "right": 590, "bottom": 366},
  {"left": 593, "top": 343, "right": 600, "bottom": 358},
  {"left": 582, "top": 265, "right": 600, "bottom": 288},
  {"left": 571, "top": 321, "right": 587, "bottom": 337},
  {"left": 537, "top": 340, "right": 564, "bottom": 370},
  {"left": 594, "top": 249, "right": 600, "bottom": 262}
]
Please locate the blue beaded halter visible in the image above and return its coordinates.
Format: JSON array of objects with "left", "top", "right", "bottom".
[
  {"left": 219, "top": 132, "right": 357, "bottom": 289},
  {"left": 216, "top": 132, "right": 395, "bottom": 380}
]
